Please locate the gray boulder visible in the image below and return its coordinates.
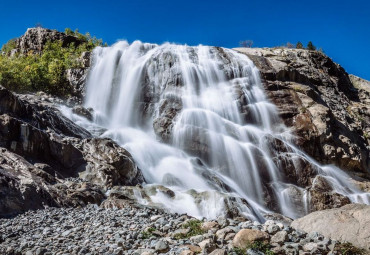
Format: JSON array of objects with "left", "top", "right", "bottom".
[{"left": 291, "top": 204, "right": 370, "bottom": 251}]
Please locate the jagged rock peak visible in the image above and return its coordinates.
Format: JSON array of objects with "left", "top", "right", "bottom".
[{"left": 14, "top": 27, "right": 84, "bottom": 54}]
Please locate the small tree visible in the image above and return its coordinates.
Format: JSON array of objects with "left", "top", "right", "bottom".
[
  {"left": 296, "top": 41, "right": 303, "bottom": 49},
  {"left": 239, "top": 40, "right": 253, "bottom": 48},
  {"left": 1, "top": 39, "right": 16, "bottom": 54},
  {"left": 307, "top": 41, "right": 316, "bottom": 51}
]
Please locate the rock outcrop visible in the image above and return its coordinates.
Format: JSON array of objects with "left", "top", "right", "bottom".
[
  {"left": 0, "top": 86, "right": 144, "bottom": 217},
  {"left": 66, "top": 51, "right": 91, "bottom": 99},
  {"left": 14, "top": 27, "right": 84, "bottom": 55},
  {"left": 291, "top": 203, "right": 370, "bottom": 251},
  {"left": 234, "top": 48, "right": 370, "bottom": 176},
  {"left": 6, "top": 27, "right": 91, "bottom": 99}
]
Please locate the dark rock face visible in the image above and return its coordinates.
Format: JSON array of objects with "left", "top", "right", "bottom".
[
  {"left": 66, "top": 68, "right": 89, "bottom": 99},
  {"left": 80, "top": 138, "right": 144, "bottom": 188},
  {"left": 234, "top": 48, "right": 369, "bottom": 176},
  {"left": 66, "top": 51, "right": 91, "bottom": 99},
  {"left": 0, "top": 86, "right": 143, "bottom": 217}
]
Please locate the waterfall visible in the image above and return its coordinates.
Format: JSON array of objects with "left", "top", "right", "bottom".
[{"left": 62, "top": 41, "right": 370, "bottom": 221}]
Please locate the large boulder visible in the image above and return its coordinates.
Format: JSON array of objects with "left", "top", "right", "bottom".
[
  {"left": 291, "top": 204, "right": 370, "bottom": 251},
  {"left": 0, "top": 147, "right": 105, "bottom": 218},
  {"left": 80, "top": 138, "right": 144, "bottom": 187}
]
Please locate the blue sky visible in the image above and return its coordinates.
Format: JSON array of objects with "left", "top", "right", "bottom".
[{"left": 1, "top": 0, "right": 369, "bottom": 80}]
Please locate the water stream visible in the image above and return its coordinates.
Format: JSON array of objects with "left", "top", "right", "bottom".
[{"left": 61, "top": 41, "right": 370, "bottom": 221}]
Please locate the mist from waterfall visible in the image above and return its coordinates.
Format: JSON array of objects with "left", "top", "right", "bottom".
[{"left": 62, "top": 41, "right": 370, "bottom": 221}]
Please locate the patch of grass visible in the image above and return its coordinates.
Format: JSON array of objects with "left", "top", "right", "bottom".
[
  {"left": 334, "top": 242, "right": 366, "bottom": 255},
  {"left": 229, "top": 241, "right": 274, "bottom": 255},
  {"left": 174, "top": 219, "right": 205, "bottom": 239},
  {"left": 229, "top": 247, "right": 246, "bottom": 255},
  {"left": 140, "top": 227, "right": 156, "bottom": 239},
  {"left": 364, "top": 132, "right": 369, "bottom": 139}
]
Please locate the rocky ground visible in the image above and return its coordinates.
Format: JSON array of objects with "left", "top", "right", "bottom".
[{"left": 1, "top": 202, "right": 365, "bottom": 255}]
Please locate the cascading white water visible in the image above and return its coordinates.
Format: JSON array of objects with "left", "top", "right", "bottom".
[{"left": 62, "top": 41, "right": 370, "bottom": 221}]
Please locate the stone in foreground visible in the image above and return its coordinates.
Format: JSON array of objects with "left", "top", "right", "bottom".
[
  {"left": 291, "top": 203, "right": 370, "bottom": 251},
  {"left": 232, "top": 229, "right": 270, "bottom": 249}
]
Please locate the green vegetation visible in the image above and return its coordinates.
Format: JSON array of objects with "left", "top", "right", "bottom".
[
  {"left": 229, "top": 241, "right": 274, "bottom": 255},
  {"left": 334, "top": 242, "right": 366, "bottom": 255},
  {"left": 140, "top": 227, "right": 156, "bottom": 239},
  {"left": 1, "top": 38, "right": 16, "bottom": 55},
  {"left": 0, "top": 28, "right": 105, "bottom": 97},
  {"left": 307, "top": 41, "right": 316, "bottom": 51},
  {"left": 364, "top": 132, "right": 369, "bottom": 139},
  {"left": 174, "top": 219, "right": 206, "bottom": 239},
  {"left": 296, "top": 41, "right": 303, "bottom": 49},
  {"left": 64, "top": 28, "right": 107, "bottom": 48}
]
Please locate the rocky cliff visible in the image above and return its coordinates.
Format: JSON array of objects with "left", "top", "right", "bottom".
[
  {"left": 0, "top": 86, "right": 144, "bottom": 217},
  {"left": 234, "top": 48, "right": 369, "bottom": 177}
]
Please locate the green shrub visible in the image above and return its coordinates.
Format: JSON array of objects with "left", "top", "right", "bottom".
[
  {"left": 1, "top": 38, "right": 16, "bottom": 54},
  {"left": 0, "top": 29, "right": 105, "bottom": 97},
  {"left": 334, "top": 242, "right": 366, "bottom": 255},
  {"left": 296, "top": 41, "right": 303, "bottom": 49},
  {"left": 229, "top": 241, "right": 274, "bottom": 255},
  {"left": 64, "top": 28, "right": 74, "bottom": 36},
  {"left": 140, "top": 227, "right": 156, "bottom": 239},
  {"left": 174, "top": 219, "right": 205, "bottom": 239},
  {"left": 307, "top": 41, "right": 316, "bottom": 51}
]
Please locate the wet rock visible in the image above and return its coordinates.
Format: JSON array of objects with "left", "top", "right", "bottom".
[
  {"left": 72, "top": 105, "right": 93, "bottom": 121},
  {"left": 234, "top": 48, "right": 369, "bottom": 174},
  {"left": 309, "top": 175, "right": 351, "bottom": 211},
  {"left": 80, "top": 138, "right": 144, "bottom": 188}
]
